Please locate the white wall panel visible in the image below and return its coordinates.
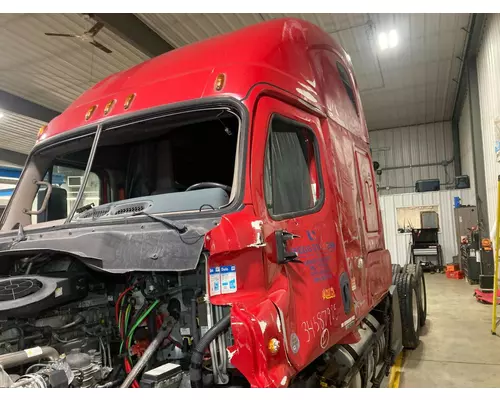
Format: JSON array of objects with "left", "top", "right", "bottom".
[
  {"left": 369, "top": 121, "right": 455, "bottom": 195},
  {"left": 477, "top": 14, "right": 500, "bottom": 232},
  {"left": 458, "top": 92, "right": 475, "bottom": 190},
  {"left": 379, "top": 189, "right": 476, "bottom": 266}
]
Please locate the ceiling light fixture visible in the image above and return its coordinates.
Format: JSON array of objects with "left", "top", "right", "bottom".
[
  {"left": 389, "top": 29, "right": 398, "bottom": 48},
  {"left": 378, "top": 30, "right": 398, "bottom": 50},
  {"left": 378, "top": 32, "right": 388, "bottom": 50}
]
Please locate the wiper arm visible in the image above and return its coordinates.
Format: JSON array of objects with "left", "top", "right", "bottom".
[{"left": 132, "top": 211, "right": 187, "bottom": 234}]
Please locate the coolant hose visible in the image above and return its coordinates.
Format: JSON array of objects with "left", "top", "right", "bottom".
[
  {"left": 120, "top": 323, "right": 171, "bottom": 388},
  {"left": 0, "top": 346, "right": 59, "bottom": 369},
  {"left": 190, "top": 313, "right": 231, "bottom": 388}
]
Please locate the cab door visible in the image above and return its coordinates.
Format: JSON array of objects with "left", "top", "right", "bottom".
[{"left": 251, "top": 96, "right": 354, "bottom": 371}]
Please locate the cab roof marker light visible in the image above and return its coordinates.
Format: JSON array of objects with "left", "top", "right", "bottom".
[
  {"left": 215, "top": 74, "right": 226, "bottom": 91},
  {"left": 104, "top": 99, "right": 116, "bottom": 116},
  {"left": 85, "top": 105, "right": 97, "bottom": 121},
  {"left": 37, "top": 125, "right": 48, "bottom": 141},
  {"left": 124, "top": 94, "right": 136, "bottom": 110}
]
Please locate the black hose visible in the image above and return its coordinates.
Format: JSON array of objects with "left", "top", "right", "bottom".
[
  {"left": 191, "top": 291, "right": 201, "bottom": 348},
  {"left": 190, "top": 313, "right": 231, "bottom": 388},
  {"left": 108, "top": 363, "right": 124, "bottom": 385}
]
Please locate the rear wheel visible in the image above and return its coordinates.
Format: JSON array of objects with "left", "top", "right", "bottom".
[
  {"left": 395, "top": 272, "right": 421, "bottom": 349},
  {"left": 404, "top": 263, "right": 427, "bottom": 326},
  {"left": 404, "top": 264, "right": 427, "bottom": 326}
]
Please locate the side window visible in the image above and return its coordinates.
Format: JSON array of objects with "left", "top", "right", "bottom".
[
  {"left": 264, "top": 116, "right": 322, "bottom": 217},
  {"left": 336, "top": 62, "right": 359, "bottom": 116},
  {"left": 54, "top": 166, "right": 101, "bottom": 212}
]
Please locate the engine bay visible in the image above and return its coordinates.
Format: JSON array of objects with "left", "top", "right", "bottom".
[{"left": 0, "top": 253, "right": 233, "bottom": 388}]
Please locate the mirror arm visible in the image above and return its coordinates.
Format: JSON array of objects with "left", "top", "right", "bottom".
[{"left": 23, "top": 180, "right": 53, "bottom": 216}]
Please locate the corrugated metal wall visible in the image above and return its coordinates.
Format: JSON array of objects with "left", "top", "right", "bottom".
[
  {"left": 0, "top": 110, "right": 43, "bottom": 155},
  {"left": 458, "top": 92, "right": 475, "bottom": 190},
  {"left": 379, "top": 189, "right": 476, "bottom": 266},
  {"left": 477, "top": 14, "right": 500, "bottom": 232},
  {"left": 369, "top": 121, "right": 455, "bottom": 195}
]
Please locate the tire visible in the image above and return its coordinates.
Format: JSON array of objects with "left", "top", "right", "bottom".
[
  {"left": 392, "top": 264, "right": 402, "bottom": 276},
  {"left": 404, "top": 263, "right": 427, "bottom": 326},
  {"left": 391, "top": 264, "right": 402, "bottom": 285},
  {"left": 395, "top": 272, "right": 421, "bottom": 349}
]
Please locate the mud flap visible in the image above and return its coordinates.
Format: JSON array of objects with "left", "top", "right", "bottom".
[{"left": 388, "top": 285, "right": 403, "bottom": 357}]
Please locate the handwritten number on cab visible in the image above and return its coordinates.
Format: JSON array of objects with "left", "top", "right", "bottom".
[{"left": 301, "top": 304, "right": 336, "bottom": 343}]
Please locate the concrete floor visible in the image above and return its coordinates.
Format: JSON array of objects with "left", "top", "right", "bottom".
[{"left": 401, "top": 273, "right": 500, "bottom": 387}]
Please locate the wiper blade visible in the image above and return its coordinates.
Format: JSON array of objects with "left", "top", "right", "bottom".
[
  {"left": 76, "top": 203, "right": 95, "bottom": 214},
  {"left": 132, "top": 211, "right": 187, "bottom": 234}
]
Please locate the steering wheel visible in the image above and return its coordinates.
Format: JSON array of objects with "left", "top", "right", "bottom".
[{"left": 185, "top": 182, "right": 232, "bottom": 194}]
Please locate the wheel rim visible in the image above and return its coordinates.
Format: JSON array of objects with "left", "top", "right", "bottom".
[{"left": 412, "top": 290, "right": 419, "bottom": 331}]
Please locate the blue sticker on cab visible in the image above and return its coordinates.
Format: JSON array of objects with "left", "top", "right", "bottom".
[
  {"left": 209, "top": 267, "right": 221, "bottom": 296},
  {"left": 220, "top": 265, "right": 237, "bottom": 294}
]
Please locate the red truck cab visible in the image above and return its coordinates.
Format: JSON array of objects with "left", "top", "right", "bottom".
[{"left": 0, "top": 18, "right": 415, "bottom": 389}]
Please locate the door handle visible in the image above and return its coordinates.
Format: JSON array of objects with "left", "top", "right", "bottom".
[{"left": 275, "top": 230, "right": 301, "bottom": 264}]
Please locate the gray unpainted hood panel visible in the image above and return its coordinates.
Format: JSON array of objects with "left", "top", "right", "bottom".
[{"left": 0, "top": 218, "right": 219, "bottom": 274}]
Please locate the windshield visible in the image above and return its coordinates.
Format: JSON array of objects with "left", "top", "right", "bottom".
[{"left": 1, "top": 107, "right": 241, "bottom": 231}]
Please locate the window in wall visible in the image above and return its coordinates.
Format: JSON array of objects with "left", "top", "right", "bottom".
[
  {"left": 264, "top": 116, "right": 322, "bottom": 217},
  {"left": 336, "top": 61, "right": 359, "bottom": 116},
  {"left": 396, "top": 205, "right": 440, "bottom": 233}
]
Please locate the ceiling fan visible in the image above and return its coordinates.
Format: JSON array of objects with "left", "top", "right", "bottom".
[{"left": 44, "top": 22, "right": 112, "bottom": 54}]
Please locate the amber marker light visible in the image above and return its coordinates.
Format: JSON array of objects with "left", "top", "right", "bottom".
[
  {"left": 268, "top": 338, "right": 280, "bottom": 355},
  {"left": 215, "top": 74, "right": 226, "bottom": 91},
  {"left": 85, "top": 105, "right": 97, "bottom": 121},
  {"left": 104, "top": 99, "right": 116, "bottom": 115},
  {"left": 37, "top": 125, "right": 48, "bottom": 141},
  {"left": 124, "top": 94, "right": 136, "bottom": 109}
]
